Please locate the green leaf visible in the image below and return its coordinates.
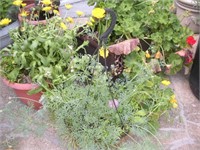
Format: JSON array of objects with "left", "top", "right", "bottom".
[
  {"left": 27, "top": 86, "right": 43, "bottom": 95},
  {"left": 7, "top": 68, "right": 20, "bottom": 81},
  {"left": 135, "top": 110, "right": 147, "bottom": 116},
  {"left": 36, "top": 53, "right": 48, "bottom": 66},
  {"left": 167, "top": 53, "right": 183, "bottom": 74},
  {"left": 30, "top": 40, "right": 39, "bottom": 50},
  {"left": 20, "top": 52, "right": 27, "bottom": 69}
]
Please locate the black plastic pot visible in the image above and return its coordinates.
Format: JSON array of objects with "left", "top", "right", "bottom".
[{"left": 189, "top": 37, "right": 199, "bottom": 100}]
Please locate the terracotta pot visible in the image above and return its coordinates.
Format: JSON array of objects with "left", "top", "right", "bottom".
[
  {"left": 2, "top": 78, "right": 43, "bottom": 110},
  {"left": 23, "top": 0, "right": 35, "bottom": 5},
  {"left": 18, "top": 4, "right": 47, "bottom": 25}
]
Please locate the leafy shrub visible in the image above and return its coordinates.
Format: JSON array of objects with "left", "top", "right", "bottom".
[{"left": 43, "top": 52, "right": 173, "bottom": 149}]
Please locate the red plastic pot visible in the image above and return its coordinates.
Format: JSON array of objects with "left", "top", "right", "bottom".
[{"left": 2, "top": 78, "right": 43, "bottom": 110}]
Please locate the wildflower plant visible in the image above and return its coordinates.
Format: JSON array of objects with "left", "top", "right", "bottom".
[
  {"left": 0, "top": 2, "right": 88, "bottom": 89},
  {"left": 43, "top": 52, "right": 175, "bottom": 149}
]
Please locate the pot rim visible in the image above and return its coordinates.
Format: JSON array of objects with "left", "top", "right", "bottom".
[{"left": 2, "top": 78, "right": 40, "bottom": 90}]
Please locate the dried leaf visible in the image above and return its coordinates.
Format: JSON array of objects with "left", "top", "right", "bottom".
[{"left": 108, "top": 38, "right": 140, "bottom": 55}]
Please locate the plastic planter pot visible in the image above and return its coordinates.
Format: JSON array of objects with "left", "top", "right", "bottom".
[
  {"left": 189, "top": 37, "right": 199, "bottom": 99},
  {"left": 0, "top": 20, "right": 20, "bottom": 50},
  {"left": 2, "top": 78, "right": 43, "bottom": 110}
]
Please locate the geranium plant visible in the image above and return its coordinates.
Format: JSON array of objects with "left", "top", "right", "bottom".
[
  {"left": 87, "top": 0, "right": 193, "bottom": 75},
  {"left": 176, "top": 35, "right": 197, "bottom": 74}
]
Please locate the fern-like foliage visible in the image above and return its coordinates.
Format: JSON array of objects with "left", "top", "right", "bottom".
[{"left": 43, "top": 52, "right": 173, "bottom": 149}]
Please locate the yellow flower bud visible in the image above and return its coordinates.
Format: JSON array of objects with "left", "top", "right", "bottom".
[
  {"left": 76, "top": 11, "right": 84, "bottom": 17},
  {"left": 161, "top": 80, "right": 171, "bottom": 86},
  {"left": 66, "top": 17, "right": 74, "bottom": 23},
  {"left": 99, "top": 47, "right": 109, "bottom": 58},
  {"left": 172, "top": 103, "right": 178, "bottom": 108},
  {"left": 65, "top": 4, "right": 73, "bottom": 10},
  {"left": 42, "top": 6, "right": 52, "bottom": 12},
  {"left": 60, "top": 22, "right": 67, "bottom": 30},
  {"left": 145, "top": 51, "right": 151, "bottom": 58},
  {"left": 42, "top": 0, "right": 52, "bottom": 5}
]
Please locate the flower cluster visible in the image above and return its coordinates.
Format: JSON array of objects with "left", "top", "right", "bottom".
[
  {"left": 161, "top": 79, "right": 178, "bottom": 109},
  {"left": 0, "top": 18, "right": 12, "bottom": 27},
  {"left": 169, "top": 95, "right": 178, "bottom": 109},
  {"left": 175, "top": 35, "right": 197, "bottom": 74},
  {"left": 87, "top": 8, "right": 106, "bottom": 27}
]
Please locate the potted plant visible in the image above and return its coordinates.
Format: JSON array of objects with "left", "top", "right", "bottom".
[
  {"left": 86, "top": 0, "right": 194, "bottom": 75},
  {"left": 0, "top": 0, "right": 20, "bottom": 49},
  {"left": 0, "top": 4, "right": 86, "bottom": 109},
  {"left": 41, "top": 7, "right": 177, "bottom": 149},
  {"left": 43, "top": 43, "right": 176, "bottom": 149}
]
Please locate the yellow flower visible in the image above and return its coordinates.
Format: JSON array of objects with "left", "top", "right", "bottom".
[
  {"left": 76, "top": 11, "right": 84, "bottom": 17},
  {"left": 90, "top": 17, "right": 95, "bottom": 23},
  {"left": 172, "top": 103, "right": 178, "bottom": 108},
  {"left": 13, "top": 0, "right": 23, "bottom": 6},
  {"left": 53, "top": 10, "right": 60, "bottom": 15},
  {"left": 87, "top": 21, "right": 93, "bottom": 26},
  {"left": 42, "top": 6, "right": 52, "bottom": 12},
  {"left": 169, "top": 95, "right": 178, "bottom": 108},
  {"left": 161, "top": 80, "right": 171, "bottom": 86},
  {"left": 21, "top": 3, "right": 27, "bottom": 7},
  {"left": 170, "top": 99, "right": 177, "bottom": 104},
  {"left": 0, "top": 18, "right": 12, "bottom": 26},
  {"left": 171, "top": 94, "right": 175, "bottom": 100},
  {"left": 148, "top": 9, "right": 155, "bottom": 14},
  {"left": 65, "top": 4, "right": 72, "bottom": 10},
  {"left": 145, "top": 51, "right": 151, "bottom": 58},
  {"left": 60, "top": 22, "right": 67, "bottom": 30},
  {"left": 66, "top": 17, "right": 74, "bottom": 23},
  {"left": 20, "top": 11, "right": 28, "bottom": 17},
  {"left": 99, "top": 47, "right": 109, "bottom": 58},
  {"left": 42, "top": 0, "right": 52, "bottom": 5},
  {"left": 92, "top": 8, "right": 105, "bottom": 19}
]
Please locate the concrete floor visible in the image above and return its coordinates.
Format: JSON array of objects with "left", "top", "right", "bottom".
[
  {"left": 0, "top": 71, "right": 199, "bottom": 150},
  {"left": 0, "top": 0, "right": 200, "bottom": 150}
]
